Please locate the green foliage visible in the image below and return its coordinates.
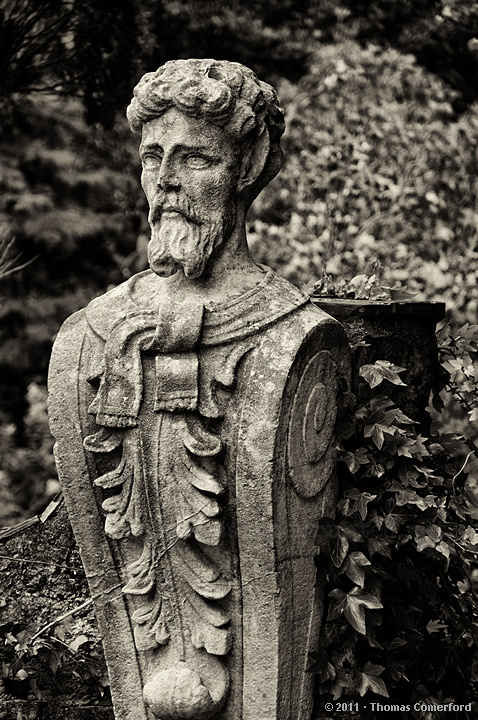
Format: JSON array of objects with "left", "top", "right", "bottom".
[
  {"left": 0, "top": 95, "right": 143, "bottom": 296},
  {"left": 0, "top": 0, "right": 145, "bottom": 128},
  {"left": 3, "top": 0, "right": 478, "bottom": 128},
  {"left": 0, "top": 94, "right": 145, "bottom": 445},
  {"left": 309, "top": 262, "right": 418, "bottom": 302},
  {"left": 0, "top": 0, "right": 320, "bottom": 126},
  {"left": 0, "top": 383, "right": 58, "bottom": 522},
  {"left": 310, "top": 337, "right": 478, "bottom": 709},
  {"left": 153, "top": 0, "right": 313, "bottom": 86},
  {"left": 1, "top": 616, "right": 108, "bottom": 706},
  {"left": 342, "top": 0, "right": 478, "bottom": 110},
  {"left": 436, "top": 322, "right": 478, "bottom": 428},
  {"left": 248, "top": 40, "right": 478, "bottom": 328}
]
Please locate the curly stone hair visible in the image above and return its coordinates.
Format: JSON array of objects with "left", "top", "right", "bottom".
[{"left": 127, "top": 59, "right": 285, "bottom": 202}]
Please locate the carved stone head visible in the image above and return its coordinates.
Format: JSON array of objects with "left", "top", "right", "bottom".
[{"left": 126, "top": 59, "right": 285, "bottom": 279}]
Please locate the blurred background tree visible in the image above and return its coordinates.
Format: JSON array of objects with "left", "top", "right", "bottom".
[{"left": 1, "top": 0, "right": 478, "bottom": 522}]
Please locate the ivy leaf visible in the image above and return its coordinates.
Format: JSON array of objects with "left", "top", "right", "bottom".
[
  {"left": 367, "top": 536, "right": 393, "bottom": 559},
  {"left": 426, "top": 619, "right": 448, "bottom": 634},
  {"left": 439, "top": 433, "right": 466, "bottom": 455},
  {"left": 69, "top": 634, "right": 89, "bottom": 653},
  {"left": 362, "top": 460, "right": 386, "bottom": 478},
  {"left": 414, "top": 524, "right": 441, "bottom": 551},
  {"left": 321, "top": 520, "right": 362, "bottom": 568},
  {"left": 399, "top": 464, "right": 426, "bottom": 487},
  {"left": 344, "top": 589, "right": 383, "bottom": 634},
  {"left": 435, "top": 541, "right": 450, "bottom": 559},
  {"left": 14, "top": 629, "right": 33, "bottom": 652},
  {"left": 307, "top": 650, "right": 336, "bottom": 682},
  {"left": 327, "top": 670, "right": 351, "bottom": 700},
  {"left": 45, "top": 648, "right": 62, "bottom": 674},
  {"left": 383, "top": 508, "right": 407, "bottom": 532},
  {"left": 342, "top": 551, "right": 371, "bottom": 587},
  {"left": 469, "top": 407, "right": 478, "bottom": 422},
  {"left": 327, "top": 588, "right": 348, "bottom": 622},
  {"left": 341, "top": 447, "right": 370, "bottom": 473},
  {"left": 338, "top": 488, "right": 377, "bottom": 519},
  {"left": 364, "top": 420, "right": 397, "bottom": 449},
  {"left": 463, "top": 525, "right": 478, "bottom": 545},
  {"left": 388, "top": 660, "right": 410, "bottom": 682},
  {"left": 339, "top": 520, "right": 363, "bottom": 542},
  {"left": 356, "top": 662, "right": 389, "bottom": 697},
  {"left": 330, "top": 528, "right": 350, "bottom": 568},
  {"left": 329, "top": 587, "right": 383, "bottom": 634},
  {"left": 392, "top": 486, "right": 437, "bottom": 511},
  {"left": 355, "top": 491, "right": 377, "bottom": 519},
  {"left": 359, "top": 360, "right": 407, "bottom": 389},
  {"left": 396, "top": 435, "right": 429, "bottom": 459}
]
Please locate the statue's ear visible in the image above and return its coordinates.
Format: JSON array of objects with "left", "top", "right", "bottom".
[{"left": 237, "top": 125, "right": 270, "bottom": 194}]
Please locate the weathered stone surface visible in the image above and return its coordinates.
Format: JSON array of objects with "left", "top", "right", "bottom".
[
  {"left": 48, "top": 59, "right": 351, "bottom": 720},
  {"left": 314, "top": 299, "right": 446, "bottom": 432}
]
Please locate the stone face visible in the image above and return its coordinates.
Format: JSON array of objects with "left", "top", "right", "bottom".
[{"left": 48, "top": 59, "right": 351, "bottom": 720}]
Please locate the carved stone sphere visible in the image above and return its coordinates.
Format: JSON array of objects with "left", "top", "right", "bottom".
[{"left": 143, "top": 662, "right": 219, "bottom": 720}]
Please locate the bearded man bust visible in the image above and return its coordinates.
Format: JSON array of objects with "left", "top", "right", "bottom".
[{"left": 48, "top": 59, "right": 351, "bottom": 720}]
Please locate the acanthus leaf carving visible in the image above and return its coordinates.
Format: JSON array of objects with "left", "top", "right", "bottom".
[
  {"left": 96, "top": 431, "right": 146, "bottom": 539},
  {"left": 83, "top": 426, "right": 124, "bottom": 453},
  {"left": 122, "top": 540, "right": 156, "bottom": 595},
  {"left": 172, "top": 539, "right": 231, "bottom": 600},
  {"left": 132, "top": 599, "right": 170, "bottom": 651},
  {"left": 164, "top": 414, "right": 226, "bottom": 546},
  {"left": 187, "top": 592, "right": 232, "bottom": 656},
  {"left": 81, "top": 338, "right": 244, "bottom": 720},
  {"left": 85, "top": 395, "right": 233, "bottom": 660}
]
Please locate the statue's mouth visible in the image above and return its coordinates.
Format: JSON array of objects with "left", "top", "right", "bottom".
[
  {"left": 161, "top": 206, "right": 188, "bottom": 218},
  {"left": 153, "top": 203, "right": 199, "bottom": 224}
]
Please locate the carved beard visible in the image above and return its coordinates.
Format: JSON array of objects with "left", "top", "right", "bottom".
[{"left": 148, "top": 194, "right": 236, "bottom": 279}]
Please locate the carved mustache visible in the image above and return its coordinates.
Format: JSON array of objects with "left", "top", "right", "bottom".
[{"left": 150, "top": 192, "right": 201, "bottom": 224}]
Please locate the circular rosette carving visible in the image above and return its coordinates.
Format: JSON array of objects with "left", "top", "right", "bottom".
[{"left": 287, "top": 350, "right": 338, "bottom": 498}]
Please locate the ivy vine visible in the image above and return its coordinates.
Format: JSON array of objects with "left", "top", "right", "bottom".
[{"left": 309, "top": 312, "right": 478, "bottom": 716}]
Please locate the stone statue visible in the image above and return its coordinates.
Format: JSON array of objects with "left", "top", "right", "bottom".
[{"left": 48, "top": 59, "right": 351, "bottom": 720}]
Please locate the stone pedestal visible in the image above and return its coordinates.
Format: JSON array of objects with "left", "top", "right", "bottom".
[
  {"left": 48, "top": 280, "right": 351, "bottom": 720},
  {"left": 313, "top": 299, "right": 446, "bottom": 431}
]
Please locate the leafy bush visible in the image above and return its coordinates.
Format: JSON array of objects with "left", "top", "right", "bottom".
[
  {"left": 1, "top": 614, "right": 109, "bottom": 710},
  {"left": 248, "top": 40, "right": 478, "bottom": 327},
  {"left": 0, "top": 94, "right": 147, "bottom": 452}
]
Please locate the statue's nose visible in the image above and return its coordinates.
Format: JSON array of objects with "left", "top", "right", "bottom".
[{"left": 157, "top": 157, "right": 180, "bottom": 191}]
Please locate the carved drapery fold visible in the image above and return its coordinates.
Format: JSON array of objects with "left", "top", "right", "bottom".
[{"left": 82, "top": 311, "right": 247, "bottom": 718}]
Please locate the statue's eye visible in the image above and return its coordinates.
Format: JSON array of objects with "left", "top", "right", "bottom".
[
  {"left": 142, "top": 154, "right": 161, "bottom": 169},
  {"left": 186, "top": 154, "right": 211, "bottom": 169}
]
